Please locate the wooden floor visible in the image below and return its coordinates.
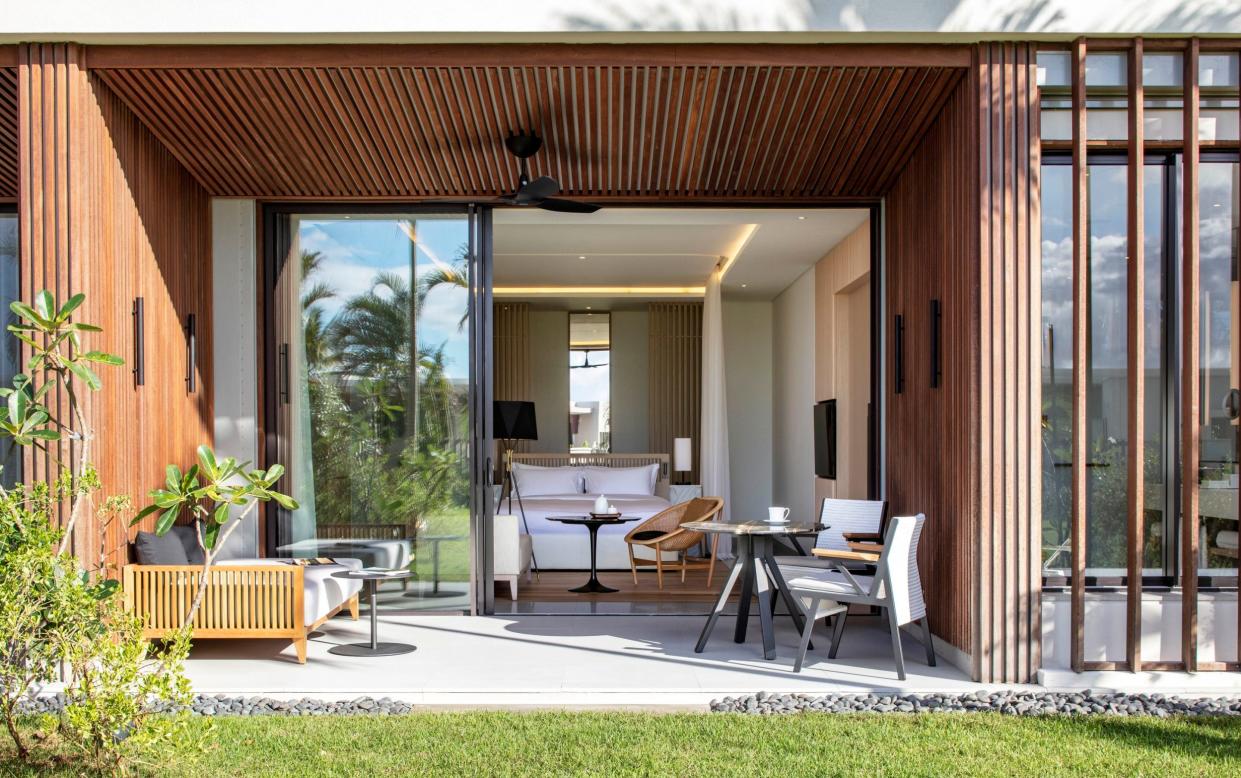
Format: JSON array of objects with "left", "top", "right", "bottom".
[{"left": 513, "top": 564, "right": 729, "bottom": 603}]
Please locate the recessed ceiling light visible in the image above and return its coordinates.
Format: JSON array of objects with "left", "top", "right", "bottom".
[
  {"left": 797, "top": 215, "right": 807, "bottom": 220},
  {"left": 579, "top": 255, "right": 587, "bottom": 259},
  {"left": 741, "top": 284, "right": 748, "bottom": 288},
  {"left": 586, "top": 306, "right": 592, "bottom": 311}
]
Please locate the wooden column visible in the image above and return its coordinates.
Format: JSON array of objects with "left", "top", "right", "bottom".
[
  {"left": 1180, "top": 39, "right": 1201, "bottom": 673},
  {"left": 1125, "top": 39, "right": 1146, "bottom": 673},
  {"left": 1069, "top": 37, "right": 1089, "bottom": 674},
  {"left": 17, "top": 43, "right": 213, "bottom": 572}
]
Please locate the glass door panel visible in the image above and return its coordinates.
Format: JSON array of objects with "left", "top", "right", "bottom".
[{"left": 269, "top": 211, "right": 473, "bottom": 611}]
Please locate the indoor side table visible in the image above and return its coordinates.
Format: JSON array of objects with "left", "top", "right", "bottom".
[
  {"left": 546, "top": 515, "right": 639, "bottom": 593},
  {"left": 683, "top": 516, "right": 821, "bottom": 660},
  {"left": 328, "top": 569, "right": 416, "bottom": 657}
]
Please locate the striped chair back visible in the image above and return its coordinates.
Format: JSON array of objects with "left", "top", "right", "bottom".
[
  {"left": 877, "top": 513, "right": 928, "bottom": 625},
  {"left": 814, "top": 498, "right": 886, "bottom": 551}
]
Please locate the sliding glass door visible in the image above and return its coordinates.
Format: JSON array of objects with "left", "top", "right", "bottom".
[{"left": 265, "top": 207, "right": 480, "bottom": 612}]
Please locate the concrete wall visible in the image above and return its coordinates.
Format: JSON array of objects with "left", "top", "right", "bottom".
[
  {"left": 813, "top": 222, "right": 871, "bottom": 504},
  {"left": 723, "top": 299, "right": 774, "bottom": 521},
  {"left": 211, "top": 198, "right": 259, "bottom": 559},
  {"left": 610, "top": 309, "right": 649, "bottom": 453},
  {"left": 771, "top": 269, "right": 816, "bottom": 522},
  {"left": 528, "top": 310, "right": 568, "bottom": 453}
]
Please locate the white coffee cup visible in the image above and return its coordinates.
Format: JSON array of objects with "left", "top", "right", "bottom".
[{"left": 767, "top": 506, "right": 790, "bottom": 523}]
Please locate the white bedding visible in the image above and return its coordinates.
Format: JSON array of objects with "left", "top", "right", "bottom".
[{"left": 511, "top": 493, "right": 673, "bottom": 570}]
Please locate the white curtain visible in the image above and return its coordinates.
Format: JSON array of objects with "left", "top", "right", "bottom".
[
  {"left": 701, "top": 261, "right": 731, "bottom": 557},
  {"left": 287, "top": 227, "right": 317, "bottom": 553}
]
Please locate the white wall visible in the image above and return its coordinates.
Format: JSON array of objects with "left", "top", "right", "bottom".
[
  {"left": 528, "top": 310, "right": 568, "bottom": 453},
  {"left": 211, "top": 198, "right": 259, "bottom": 559},
  {"left": 723, "top": 299, "right": 773, "bottom": 521},
  {"left": 610, "top": 310, "right": 649, "bottom": 453},
  {"left": 5, "top": 1, "right": 1237, "bottom": 38},
  {"left": 1042, "top": 592, "right": 1239, "bottom": 668},
  {"left": 813, "top": 222, "right": 872, "bottom": 504},
  {"left": 771, "top": 270, "right": 816, "bottom": 522}
]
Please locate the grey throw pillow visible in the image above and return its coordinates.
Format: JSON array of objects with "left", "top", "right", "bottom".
[
  {"left": 133, "top": 530, "right": 190, "bottom": 565},
  {"left": 171, "top": 525, "right": 206, "bottom": 565}
]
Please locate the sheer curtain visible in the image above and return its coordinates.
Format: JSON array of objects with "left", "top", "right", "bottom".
[{"left": 701, "top": 260, "right": 731, "bottom": 556}]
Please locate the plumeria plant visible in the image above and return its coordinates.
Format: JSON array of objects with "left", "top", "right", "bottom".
[{"left": 134, "top": 446, "right": 297, "bottom": 623}]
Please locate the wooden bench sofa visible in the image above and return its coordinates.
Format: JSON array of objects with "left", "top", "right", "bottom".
[{"left": 122, "top": 560, "right": 362, "bottom": 664}]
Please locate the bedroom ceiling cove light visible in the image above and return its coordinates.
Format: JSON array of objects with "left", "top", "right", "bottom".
[{"left": 493, "top": 286, "right": 705, "bottom": 297}]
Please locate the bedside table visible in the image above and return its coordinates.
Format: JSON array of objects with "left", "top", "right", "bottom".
[{"left": 668, "top": 483, "right": 704, "bottom": 503}]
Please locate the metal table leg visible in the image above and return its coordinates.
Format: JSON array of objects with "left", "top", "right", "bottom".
[{"left": 694, "top": 538, "right": 749, "bottom": 653}]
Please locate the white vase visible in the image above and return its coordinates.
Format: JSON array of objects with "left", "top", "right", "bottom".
[{"left": 593, "top": 494, "right": 609, "bottom": 514}]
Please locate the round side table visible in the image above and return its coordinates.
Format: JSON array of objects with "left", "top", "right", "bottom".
[{"left": 328, "top": 569, "right": 416, "bottom": 657}]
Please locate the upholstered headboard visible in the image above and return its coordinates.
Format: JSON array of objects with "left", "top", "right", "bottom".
[{"left": 510, "top": 453, "right": 671, "bottom": 485}]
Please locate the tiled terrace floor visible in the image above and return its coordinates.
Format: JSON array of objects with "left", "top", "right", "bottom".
[{"left": 183, "top": 612, "right": 997, "bottom": 708}]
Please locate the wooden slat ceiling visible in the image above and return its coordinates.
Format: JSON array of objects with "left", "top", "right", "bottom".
[
  {"left": 89, "top": 64, "right": 964, "bottom": 200},
  {"left": 0, "top": 69, "right": 16, "bottom": 199}
]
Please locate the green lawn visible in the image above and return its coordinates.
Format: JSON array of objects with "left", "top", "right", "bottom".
[{"left": 5, "top": 711, "right": 1239, "bottom": 777}]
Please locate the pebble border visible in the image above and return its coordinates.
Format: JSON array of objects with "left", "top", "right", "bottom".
[
  {"left": 710, "top": 690, "right": 1241, "bottom": 717},
  {"left": 14, "top": 690, "right": 1241, "bottom": 717}
]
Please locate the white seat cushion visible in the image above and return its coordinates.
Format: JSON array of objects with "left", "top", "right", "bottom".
[
  {"left": 222, "top": 558, "right": 363, "bottom": 625},
  {"left": 785, "top": 569, "right": 874, "bottom": 597}
]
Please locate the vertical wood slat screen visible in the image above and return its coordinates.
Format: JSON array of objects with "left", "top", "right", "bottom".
[
  {"left": 1125, "top": 39, "right": 1146, "bottom": 672},
  {"left": 493, "top": 302, "right": 532, "bottom": 452},
  {"left": 17, "top": 43, "right": 213, "bottom": 573},
  {"left": 1063, "top": 38, "right": 1238, "bottom": 673},
  {"left": 1069, "top": 37, "right": 1089, "bottom": 674},
  {"left": 647, "top": 302, "right": 702, "bottom": 484},
  {"left": 1180, "top": 39, "right": 1201, "bottom": 672}
]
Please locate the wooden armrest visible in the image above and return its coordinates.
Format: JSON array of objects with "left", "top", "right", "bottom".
[
  {"left": 811, "top": 547, "right": 880, "bottom": 563},
  {"left": 842, "top": 532, "right": 882, "bottom": 542},
  {"left": 846, "top": 542, "right": 885, "bottom": 555}
]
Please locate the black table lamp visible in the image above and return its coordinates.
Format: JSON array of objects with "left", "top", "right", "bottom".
[{"left": 494, "top": 400, "right": 539, "bottom": 576}]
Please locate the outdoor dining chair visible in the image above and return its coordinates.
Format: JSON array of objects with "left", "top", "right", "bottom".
[
  {"left": 773, "top": 497, "right": 887, "bottom": 577},
  {"left": 784, "top": 513, "right": 935, "bottom": 680}
]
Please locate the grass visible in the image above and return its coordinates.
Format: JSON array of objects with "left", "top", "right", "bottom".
[{"left": 3, "top": 711, "right": 1239, "bottom": 777}]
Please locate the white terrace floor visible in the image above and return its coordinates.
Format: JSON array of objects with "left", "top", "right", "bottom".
[{"left": 183, "top": 612, "right": 999, "bottom": 708}]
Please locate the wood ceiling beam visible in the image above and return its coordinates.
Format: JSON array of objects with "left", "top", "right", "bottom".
[{"left": 83, "top": 43, "right": 972, "bottom": 70}]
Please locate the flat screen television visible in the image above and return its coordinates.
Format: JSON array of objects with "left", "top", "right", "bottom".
[{"left": 814, "top": 400, "right": 837, "bottom": 479}]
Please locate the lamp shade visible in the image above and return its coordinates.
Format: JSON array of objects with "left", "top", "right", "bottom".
[
  {"left": 673, "top": 437, "right": 692, "bottom": 472},
  {"left": 494, "top": 401, "right": 538, "bottom": 441}
]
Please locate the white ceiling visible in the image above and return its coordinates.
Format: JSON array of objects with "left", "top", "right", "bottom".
[{"left": 493, "top": 207, "right": 869, "bottom": 301}]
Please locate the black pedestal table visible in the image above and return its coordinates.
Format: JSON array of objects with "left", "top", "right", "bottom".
[
  {"left": 684, "top": 517, "right": 821, "bottom": 660},
  {"left": 546, "top": 515, "right": 639, "bottom": 593}
]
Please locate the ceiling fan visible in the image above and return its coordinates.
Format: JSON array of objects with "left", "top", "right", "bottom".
[
  {"left": 570, "top": 349, "right": 609, "bottom": 369},
  {"left": 499, "top": 131, "right": 600, "bottom": 214}
]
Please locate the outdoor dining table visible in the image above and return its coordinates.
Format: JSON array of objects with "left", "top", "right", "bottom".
[{"left": 684, "top": 516, "right": 822, "bottom": 660}]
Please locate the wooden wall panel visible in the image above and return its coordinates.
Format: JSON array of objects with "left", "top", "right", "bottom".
[
  {"left": 17, "top": 43, "right": 212, "bottom": 572},
  {"left": 885, "top": 42, "right": 1041, "bottom": 683},
  {"left": 493, "top": 301, "right": 531, "bottom": 402},
  {"left": 648, "top": 302, "right": 701, "bottom": 483},
  {"left": 0, "top": 66, "right": 15, "bottom": 199}
]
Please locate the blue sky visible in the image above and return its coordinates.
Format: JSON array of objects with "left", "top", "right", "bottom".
[{"left": 297, "top": 215, "right": 471, "bottom": 380}]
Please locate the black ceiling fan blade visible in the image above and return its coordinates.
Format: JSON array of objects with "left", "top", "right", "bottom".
[
  {"left": 522, "top": 175, "right": 560, "bottom": 201},
  {"left": 538, "top": 197, "right": 601, "bottom": 214}
]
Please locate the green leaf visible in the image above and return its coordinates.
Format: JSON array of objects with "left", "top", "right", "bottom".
[
  {"left": 197, "top": 445, "right": 217, "bottom": 472},
  {"left": 89, "top": 579, "right": 120, "bottom": 600},
  {"left": 130, "top": 503, "right": 162, "bottom": 527},
  {"left": 272, "top": 493, "right": 298, "bottom": 511},
  {"left": 202, "top": 521, "right": 221, "bottom": 550},
  {"left": 213, "top": 502, "right": 230, "bottom": 525},
  {"left": 165, "top": 464, "right": 182, "bottom": 492},
  {"left": 58, "top": 292, "right": 85, "bottom": 320},
  {"left": 182, "top": 464, "right": 200, "bottom": 491},
  {"left": 68, "top": 323, "right": 103, "bottom": 332},
  {"left": 9, "top": 301, "right": 44, "bottom": 325},
  {"left": 81, "top": 350, "right": 123, "bottom": 366},
  {"left": 34, "top": 290, "right": 55, "bottom": 321},
  {"left": 65, "top": 360, "right": 102, "bottom": 391},
  {"left": 264, "top": 463, "right": 286, "bottom": 484},
  {"left": 26, "top": 429, "right": 61, "bottom": 441},
  {"left": 7, "top": 387, "right": 27, "bottom": 425},
  {"left": 155, "top": 507, "right": 179, "bottom": 536}
]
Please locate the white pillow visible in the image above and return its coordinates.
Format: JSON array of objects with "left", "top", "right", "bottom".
[
  {"left": 512, "top": 464, "right": 583, "bottom": 496},
  {"left": 582, "top": 464, "right": 659, "bottom": 496}
]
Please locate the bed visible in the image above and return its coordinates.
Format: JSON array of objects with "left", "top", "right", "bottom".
[{"left": 505, "top": 454, "right": 676, "bottom": 570}]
